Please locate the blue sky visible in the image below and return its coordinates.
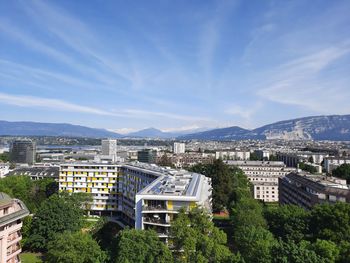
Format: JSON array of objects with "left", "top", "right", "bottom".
[{"left": 0, "top": 0, "right": 349, "bottom": 133}]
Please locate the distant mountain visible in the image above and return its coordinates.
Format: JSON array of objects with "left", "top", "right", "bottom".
[
  {"left": 178, "top": 115, "right": 350, "bottom": 141},
  {"left": 178, "top": 126, "right": 257, "bottom": 140},
  {"left": 0, "top": 120, "right": 122, "bottom": 138},
  {"left": 126, "top": 128, "right": 175, "bottom": 138},
  {"left": 125, "top": 127, "right": 211, "bottom": 139}
]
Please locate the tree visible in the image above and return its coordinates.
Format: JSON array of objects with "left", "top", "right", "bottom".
[
  {"left": 46, "top": 231, "right": 106, "bottom": 263},
  {"left": 298, "top": 162, "right": 317, "bottom": 174},
  {"left": 234, "top": 226, "right": 276, "bottom": 263},
  {"left": 0, "top": 176, "right": 58, "bottom": 213},
  {"left": 0, "top": 151, "right": 9, "bottom": 162},
  {"left": 332, "top": 164, "right": 350, "bottom": 184},
  {"left": 27, "top": 193, "right": 85, "bottom": 251},
  {"left": 269, "top": 155, "right": 278, "bottom": 161},
  {"left": 249, "top": 152, "right": 260, "bottom": 161},
  {"left": 171, "top": 208, "right": 233, "bottom": 263},
  {"left": 271, "top": 240, "right": 323, "bottom": 263},
  {"left": 115, "top": 228, "right": 172, "bottom": 263},
  {"left": 308, "top": 156, "right": 314, "bottom": 163},
  {"left": 264, "top": 205, "right": 310, "bottom": 242},
  {"left": 309, "top": 202, "right": 350, "bottom": 244},
  {"left": 232, "top": 197, "right": 267, "bottom": 229},
  {"left": 308, "top": 239, "right": 339, "bottom": 263},
  {"left": 189, "top": 160, "right": 250, "bottom": 211}
]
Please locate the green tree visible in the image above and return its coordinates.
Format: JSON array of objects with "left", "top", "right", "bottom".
[
  {"left": 308, "top": 239, "right": 339, "bottom": 263},
  {"left": 0, "top": 151, "right": 9, "bottom": 162},
  {"left": 157, "top": 153, "right": 174, "bottom": 167},
  {"left": 298, "top": 162, "right": 317, "bottom": 174},
  {"left": 234, "top": 226, "right": 276, "bottom": 263},
  {"left": 264, "top": 205, "right": 310, "bottom": 242},
  {"left": 190, "top": 160, "right": 250, "bottom": 211},
  {"left": 46, "top": 231, "right": 106, "bottom": 263},
  {"left": 171, "top": 208, "right": 233, "bottom": 263},
  {"left": 115, "top": 228, "right": 172, "bottom": 263},
  {"left": 0, "top": 176, "right": 58, "bottom": 212},
  {"left": 271, "top": 240, "right": 323, "bottom": 263},
  {"left": 309, "top": 202, "right": 350, "bottom": 243},
  {"left": 332, "top": 164, "right": 350, "bottom": 184},
  {"left": 27, "top": 193, "right": 85, "bottom": 251},
  {"left": 232, "top": 197, "right": 267, "bottom": 229},
  {"left": 249, "top": 152, "right": 260, "bottom": 161}
]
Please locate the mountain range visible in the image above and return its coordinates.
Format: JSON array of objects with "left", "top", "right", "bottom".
[{"left": 0, "top": 114, "right": 350, "bottom": 140}]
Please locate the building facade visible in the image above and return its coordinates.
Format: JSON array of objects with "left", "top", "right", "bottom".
[
  {"left": 173, "top": 143, "right": 185, "bottom": 154},
  {"left": 10, "top": 140, "right": 36, "bottom": 165},
  {"left": 137, "top": 149, "right": 157, "bottom": 164},
  {"left": 59, "top": 162, "right": 212, "bottom": 231},
  {"left": 215, "top": 150, "right": 250, "bottom": 160},
  {"left": 279, "top": 172, "right": 350, "bottom": 209},
  {"left": 0, "top": 193, "right": 29, "bottom": 263},
  {"left": 226, "top": 160, "right": 295, "bottom": 202},
  {"left": 101, "top": 139, "right": 117, "bottom": 156}
]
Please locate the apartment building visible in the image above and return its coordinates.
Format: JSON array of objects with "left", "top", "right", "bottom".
[
  {"left": 215, "top": 150, "right": 250, "bottom": 160},
  {"left": 279, "top": 172, "right": 350, "bottom": 209},
  {"left": 135, "top": 169, "right": 211, "bottom": 242},
  {"left": 59, "top": 162, "right": 212, "bottom": 229},
  {"left": 277, "top": 151, "right": 328, "bottom": 167},
  {"left": 0, "top": 193, "right": 29, "bottom": 263},
  {"left": 0, "top": 165, "right": 9, "bottom": 178},
  {"left": 226, "top": 160, "right": 295, "bottom": 202}
]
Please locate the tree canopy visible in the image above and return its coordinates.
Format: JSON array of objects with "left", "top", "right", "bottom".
[
  {"left": 115, "top": 228, "right": 172, "bottom": 263},
  {"left": 46, "top": 231, "right": 106, "bottom": 263},
  {"left": 27, "top": 193, "right": 88, "bottom": 251}
]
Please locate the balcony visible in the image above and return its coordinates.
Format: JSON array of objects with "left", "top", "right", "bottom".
[{"left": 143, "top": 217, "right": 170, "bottom": 226}]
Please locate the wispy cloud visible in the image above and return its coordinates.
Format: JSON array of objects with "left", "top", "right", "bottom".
[
  {"left": 258, "top": 41, "right": 350, "bottom": 113},
  {"left": 0, "top": 92, "right": 118, "bottom": 116}
]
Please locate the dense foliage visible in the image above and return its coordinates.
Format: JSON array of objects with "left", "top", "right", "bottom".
[
  {"left": 46, "top": 231, "right": 106, "bottom": 263},
  {"left": 299, "top": 162, "right": 318, "bottom": 173},
  {"left": 27, "top": 192, "right": 89, "bottom": 251},
  {"left": 115, "top": 229, "right": 172, "bottom": 263},
  {"left": 190, "top": 159, "right": 250, "bottom": 211},
  {"left": 0, "top": 175, "right": 58, "bottom": 212}
]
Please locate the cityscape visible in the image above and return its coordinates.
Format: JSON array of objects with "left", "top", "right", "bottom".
[{"left": 1, "top": 1, "right": 350, "bottom": 263}]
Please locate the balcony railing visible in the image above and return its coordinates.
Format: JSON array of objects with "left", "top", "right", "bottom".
[{"left": 143, "top": 217, "right": 169, "bottom": 225}]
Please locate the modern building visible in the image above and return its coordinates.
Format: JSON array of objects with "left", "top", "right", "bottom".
[
  {"left": 135, "top": 168, "right": 212, "bottom": 242},
  {"left": 226, "top": 160, "right": 295, "bottom": 202},
  {"left": 0, "top": 193, "right": 29, "bottom": 263},
  {"left": 279, "top": 172, "right": 350, "bottom": 209},
  {"left": 10, "top": 140, "right": 36, "bottom": 165},
  {"left": 277, "top": 151, "right": 328, "bottom": 167},
  {"left": 215, "top": 150, "right": 250, "bottom": 160},
  {"left": 323, "top": 157, "right": 350, "bottom": 173},
  {"left": 137, "top": 149, "right": 157, "bottom": 164},
  {"left": 254, "top": 150, "right": 270, "bottom": 160},
  {"left": 173, "top": 143, "right": 185, "bottom": 154},
  {"left": 101, "top": 139, "right": 117, "bottom": 156},
  {"left": 58, "top": 162, "right": 212, "bottom": 235}
]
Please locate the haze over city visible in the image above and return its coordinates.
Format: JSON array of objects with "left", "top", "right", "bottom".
[{"left": 1, "top": 0, "right": 350, "bottom": 133}]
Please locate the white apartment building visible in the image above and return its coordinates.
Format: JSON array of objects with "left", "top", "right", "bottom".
[
  {"left": 226, "top": 160, "right": 295, "bottom": 202},
  {"left": 173, "top": 143, "right": 185, "bottom": 154},
  {"left": 215, "top": 150, "right": 250, "bottom": 160},
  {"left": 59, "top": 162, "right": 212, "bottom": 230},
  {"left": 0, "top": 193, "right": 29, "bottom": 263},
  {"left": 135, "top": 167, "right": 212, "bottom": 242},
  {"left": 324, "top": 157, "right": 350, "bottom": 173}
]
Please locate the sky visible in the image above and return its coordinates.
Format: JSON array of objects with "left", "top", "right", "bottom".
[{"left": 0, "top": 0, "right": 350, "bottom": 133}]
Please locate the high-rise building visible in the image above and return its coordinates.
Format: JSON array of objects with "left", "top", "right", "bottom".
[
  {"left": 58, "top": 162, "right": 212, "bottom": 236},
  {"left": 0, "top": 192, "right": 29, "bottom": 263},
  {"left": 10, "top": 140, "right": 36, "bottom": 165},
  {"left": 101, "top": 139, "right": 117, "bottom": 156},
  {"left": 137, "top": 149, "right": 157, "bottom": 164},
  {"left": 173, "top": 143, "right": 185, "bottom": 154}
]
